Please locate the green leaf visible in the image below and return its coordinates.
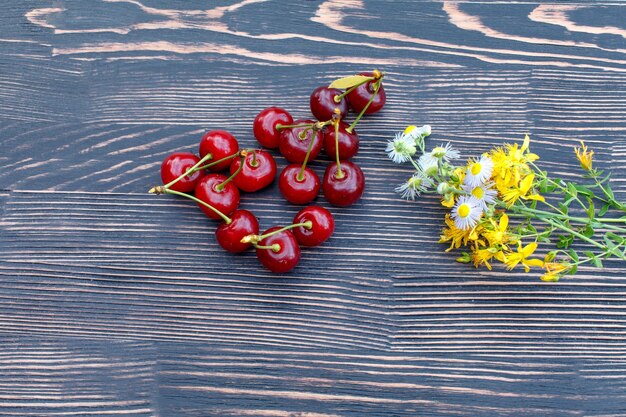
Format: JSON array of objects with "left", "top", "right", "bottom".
[
  {"left": 568, "top": 264, "right": 578, "bottom": 275},
  {"left": 605, "top": 184, "right": 615, "bottom": 199},
  {"left": 329, "top": 75, "right": 372, "bottom": 89},
  {"left": 581, "top": 225, "right": 594, "bottom": 238},
  {"left": 586, "top": 198, "right": 595, "bottom": 220},
  {"left": 568, "top": 248, "right": 579, "bottom": 262},
  {"left": 575, "top": 185, "right": 594, "bottom": 197},
  {"left": 599, "top": 203, "right": 610, "bottom": 217},
  {"left": 567, "top": 182, "right": 578, "bottom": 198},
  {"left": 584, "top": 250, "right": 595, "bottom": 259},
  {"left": 592, "top": 256, "right": 603, "bottom": 268},
  {"left": 558, "top": 202, "right": 569, "bottom": 215}
]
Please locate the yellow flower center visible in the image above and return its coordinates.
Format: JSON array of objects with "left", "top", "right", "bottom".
[
  {"left": 432, "top": 147, "right": 445, "bottom": 158},
  {"left": 458, "top": 204, "right": 471, "bottom": 218},
  {"left": 409, "top": 177, "right": 422, "bottom": 188},
  {"left": 470, "top": 163, "right": 482, "bottom": 175},
  {"left": 471, "top": 186, "right": 484, "bottom": 199},
  {"left": 404, "top": 125, "right": 417, "bottom": 135}
]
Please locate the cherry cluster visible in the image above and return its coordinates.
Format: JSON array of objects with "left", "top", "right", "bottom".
[{"left": 151, "top": 71, "right": 386, "bottom": 273}]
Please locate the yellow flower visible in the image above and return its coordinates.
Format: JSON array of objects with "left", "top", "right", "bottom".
[
  {"left": 540, "top": 262, "right": 570, "bottom": 282},
  {"left": 490, "top": 135, "right": 539, "bottom": 194},
  {"left": 441, "top": 194, "right": 455, "bottom": 208},
  {"left": 574, "top": 141, "right": 593, "bottom": 171},
  {"left": 471, "top": 247, "right": 497, "bottom": 270},
  {"left": 503, "top": 242, "right": 544, "bottom": 272},
  {"left": 439, "top": 214, "right": 483, "bottom": 251},
  {"left": 482, "top": 213, "right": 517, "bottom": 248},
  {"left": 501, "top": 174, "right": 545, "bottom": 207}
]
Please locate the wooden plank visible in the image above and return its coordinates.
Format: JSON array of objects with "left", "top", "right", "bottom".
[{"left": 0, "top": 336, "right": 156, "bottom": 416}]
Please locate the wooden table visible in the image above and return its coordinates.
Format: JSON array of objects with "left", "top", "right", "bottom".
[{"left": 2, "top": 1, "right": 626, "bottom": 415}]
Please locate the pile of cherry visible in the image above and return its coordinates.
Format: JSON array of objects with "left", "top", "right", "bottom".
[{"left": 150, "top": 71, "right": 386, "bottom": 273}]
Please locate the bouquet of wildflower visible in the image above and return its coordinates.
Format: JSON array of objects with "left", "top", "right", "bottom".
[{"left": 387, "top": 126, "right": 626, "bottom": 281}]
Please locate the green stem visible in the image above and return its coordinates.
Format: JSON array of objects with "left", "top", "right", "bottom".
[
  {"left": 254, "top": 243, "right": 281, "bottom": 252},
  {"left": 542, "top": 218, "right": 606, "bottom": 251},
  {"left": 276, "top": 122, "right": 313, "bottom": 131},
  {"left": 509, "top": 204, "right": 626, "bottom": 233},
  {"left": 333, "top": 121, "right": 344, "bottom": 179},
  {"left": 298, "top": 130, "right": 317, "bottom": 182},
  {"left": 333, "top": 77, "right": 375, "bottom": 103},
  {"left": 241, "top": 221, "right": 313, "bottom": 245},
  {"left": 163, "top": 152, "right": 213, "bottom": 189},
  {"left": 163, "top": 188, "right": 231, "bottom": 224},
  {"left": 250, "top": 149, "right": 258, "bottom": 167},
  {"left": 216, "top": 154, "right": 245, "bottom": 192},
  {"left": 347, "top": 79, "right": 381, "bottom": 133},
  {"left": 192, "top": 152, "right": 240, "bottom": 173}
]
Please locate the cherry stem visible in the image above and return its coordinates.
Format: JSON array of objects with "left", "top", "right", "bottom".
[
  {"left": 333, "top": 77, "right": 375, "bottom": 103},
  {"left": 161, "top": 188, "right": 231, "bottom": 224},
  {"left": 250, "top": 149, "right": 258, "bottom": 167},
  {"left": 346, "top": 79, "right": 381, "bottom": 134},
  {"left": 298, "top": 127, "right": 311, "bottom": 141},
  {"left": 298, "top": 129, "right": 322, "bottom": 182},
  {"left": 254, "top": 243, "right": 281, "bottom": 253},
  {"left": 241, "top": 221, "right": 313, "bottom": 244},
  {"left": 276, "top": 122, "right": 313, "bottom": 131},
  {"left": 192, "top": 152, "right": 240, "bottom": 173},
  {"left": 161, "top": 152, "right": 213, "bottom": 190},
  {"left": 216, "top": 154, "right": 245, "bottom": 192},
  {"left": 333, "top": 120, "right": 344, "bottom": 179}
]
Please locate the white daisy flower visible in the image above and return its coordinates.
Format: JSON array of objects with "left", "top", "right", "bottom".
[
  {"left": 386, "top": 132, "right": 416, "bottom": 164},
  {"left": 403, "top": 124, "right": 431, "bottom": 142},
  {"left": 430, "top": 143, "right": 460, "bottom": 162},
  {"left": 418, "top": 154, "right": 439, "bottom": 177},
  {"left": 462, "top": 181, "right": 497, "bottom": 210},
  {"left": 451, "top": 195, "right": 483, "bottom": 230},
  {"left": 395, "top": 171, "right": 433, "bottom": 200},
  {"left": 465, "top": 155, "right": 494, "bottom": 187}
]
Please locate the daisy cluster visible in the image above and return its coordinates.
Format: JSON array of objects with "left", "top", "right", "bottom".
[{"left": 386, "top": 127, "right": 622, "bottom": 282}]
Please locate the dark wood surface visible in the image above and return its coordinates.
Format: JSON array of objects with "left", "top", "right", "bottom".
[{"left": 2, "top": 1, "right": 626, "bottom": 415}]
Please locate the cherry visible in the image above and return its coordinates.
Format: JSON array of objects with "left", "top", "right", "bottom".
[
  {"left": 229, "top": 150, "right": 277, "bottom": 192},
  {"left": 253, "top": 107, "right": 293, "bottom": 149},
  {"left": 160, "top": 152, "right": 205, "bottom": 193},
  {"left": 194, "top": 173, "right": 240, "bottom": 219},
  {"left": 292, "top": 206, "right": 335, "bottom": 247},
  {"left": 279, "top": 119, "right": 323, "bottom": 163},
  {"left": 310, "top": 86, "right": 349, "bottom": 122},
  {"left": 255, "top": 227, "right": 301, "bottom": 273},
  {"left": 347, "top": 72, "right": 386, "bottom": 115},
  {"left": 324, "top": 121, "right": 359, "bottom": 160},
  {"left": 322, "top": 160, "right": 365, "bottom": 207},
  {"left": 215, "top": 209, "right": 259, "bottom": 253},
  {"left": 199, "top": 130, "right": 239, "bottom": 172},
  {"left": 279, "top": 164, "right": 320, "bottom": 205}
]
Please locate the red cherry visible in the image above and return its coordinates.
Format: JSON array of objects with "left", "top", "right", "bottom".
[
  {"left": 253, "top": 107, "right": 293, "bottom": 149},
  {"left": 324, "top": 121, "right": 359, "bottom": 160},
  {"left": 347, "top": 72, "right": 386, "bottom": 114},
  {"left": 194, "top": 174, "right": 240, "bottom": 220},
  {"left": 278, "top": 164, "right": 320, "bottom": 205},
  {"left": 215, "top": 209, "right": 259, "bottom": 253},
  {"left": 199, "top": 130, "right": 239, "bottom": 172},
  {"left": 310, "top": 86, "right": 348, "bottom": 122},
  {"left": 292, "top": 206, "right": 335, "bottom": 247},
  {"left": 322, "top": 160, "right": 365, "bottom": 207},
  {"left": 229, "top": 150, "right": 277, "bottom": 192},
  {"left": 256, "top": 227, "right": 301, "bottom": 273},
  {"left": 279, "top": 119, "right": 323, "bottom": 163},
  {"left": 160, "top": 152, "right": 205, "bottom": 192}
]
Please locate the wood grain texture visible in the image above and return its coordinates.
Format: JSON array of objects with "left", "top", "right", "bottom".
[{"left": 2, "top": 0, "right": 626, "bottom": 415}]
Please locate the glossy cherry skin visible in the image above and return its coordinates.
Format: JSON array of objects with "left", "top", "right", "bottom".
[
  {"left": 278, "top": 164, "right": 320, "bottom": 205},
  {"left": 256, "top": 227, "right": 301, "bottom": 273},
  {"left": 322, "top": 160, "right": 365, "bottom": 207},
  {"left": 293, "top": 206, "right": 335, "bottom": 247},
  {"left": 279, "top": 119, "right": 323, "bottom": 164},
  {"left": 347, "top": 72, "right": 386, "bottom": 114},
  {"left": 194, "top": 174, "right": 240, "bottom": 220},
  {"left": 160, "top": 152, "right": 205, "bottom": 192},
  {"left": 229, "top": 150, "right": 277, "bottom": 192},
  {"left": 310, "top": 86, "right": 349, "bottom": 122},
  {"left": 215, "top": 209, "right": 259, "bottom": 253},
  {"left": 199, "top": 130, "right": 239, "bottom": 172},
  {"left": 324, "top": 121, "right": 359, "bottom": 160},
  {"left": 253, "top": 107, "right": 293, "bottom": 149}
]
